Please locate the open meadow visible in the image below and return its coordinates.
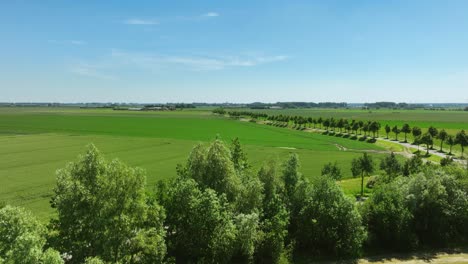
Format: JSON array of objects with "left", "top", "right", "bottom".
[
  {"left": 0, "top": 107, "right": 386, "bottom": 220},
  {"left": 1, "top": 107, "right": 466, "bottom": 221}
]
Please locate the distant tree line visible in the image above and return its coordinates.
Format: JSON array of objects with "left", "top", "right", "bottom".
[
  {"left": 1, "top": 139, "right": 467, "bottom": 263},
  {"left": 217, "top": 110, "right": 468, "bottom": 158}
]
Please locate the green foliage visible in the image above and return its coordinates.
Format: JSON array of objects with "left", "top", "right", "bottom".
[
  {"left": 438, "top": 129, "right": 448, "bottom": 151},
  {"left": 401, "top": 123, "right": 411, "bottom": 142},
  {"left": 164, "top": 178, "right": 238, "bottom": 263},
  {"left": 455, "top": 130, "right": 467, "bottom": 157},
  {"left": 294, "top": 176, "right": 366, "bottom": 257},
  {"left": 0, "top": 205, "right": 63, "bottom": 264},
  {"left": 83, "top": 257, "right": 105, "bottom": 264},
  {"left": 447, "top": 135, "right": 456, "bottom": 154},
  {"left": 256, "top": 162, "right": 289, "bottom": 263},
  {"left": 380, "top": 152, "right": 402, "bottom": 177},
  {"left": 212, "top": 107, "right": 226, "bottom": 115},
  {"left": 440, "top": 156, "right": 454, "bottom": 167},
  {"left": 282, "top": 153, "right": 302, "bottom": 200},
  {"left": 256, "top": 195, "right": 289, "bottom": 263},
  {"left": 406, "top": 170, "right": 468, "bottom": 246},
  {"left": 420, "top": 133, "right": 433, "bottom": 155},
  {"left": 351, "top": 153, "right": 375, "bottom": 198},
  {"left": 321, "top": 161, "right": 342, "bottom": 180},
  {"left": 50, "top": 145, "right": 166, "bottom": 263},
  {"left": 362, "top": 180, "right": 415, "bottom": 250},
  {"left": 402, "top": 155, "right": 423, "bottom": 176},
  {"left": 230, "top": 137, "right": 249, "bottom": 172},
  {"left": 186, "top": 140, "right": 242, "bottom": 203}
]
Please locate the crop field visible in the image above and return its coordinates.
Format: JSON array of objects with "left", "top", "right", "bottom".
[{"left": 0, "top": 107, "right": 389, "bottom": 220}]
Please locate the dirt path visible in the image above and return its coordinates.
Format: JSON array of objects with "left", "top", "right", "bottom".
[{"left": 358, "top": 252, "right": 468, "bottom": 264}]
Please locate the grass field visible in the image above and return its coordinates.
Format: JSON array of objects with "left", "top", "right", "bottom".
[
  {"left": 0, "top": 107, "right": 390, "bottom": 220},
  {"left": 237, "top": 107, "right": 468, "bottom": 155}
]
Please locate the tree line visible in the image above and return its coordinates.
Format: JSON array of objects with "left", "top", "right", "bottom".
[
  {"left": 1, "top": 139, "right": 467, "bottom": 263},
  {"left": 213, "top": 109, "right": 468, "bottom": 158}
]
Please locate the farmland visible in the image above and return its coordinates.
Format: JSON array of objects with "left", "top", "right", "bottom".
[
  {"left": 1, "top": 107, "right": 467, "bottom": 221},
  {"left": 1, "top": 106, "right": 467, "bottom": 263},
  {"left": 0, "top": 107, "right": 387, "bottom": 220}
]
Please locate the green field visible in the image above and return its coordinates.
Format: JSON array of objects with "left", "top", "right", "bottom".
[
  {"left": 2, "top": 106, "right": 467, "bottom": 220},
  {"left": 237, "top": 107, "right": 468, "bottom": 155},
  {"left": 0, "top": 107, "right": 390, "bottom": 220}
]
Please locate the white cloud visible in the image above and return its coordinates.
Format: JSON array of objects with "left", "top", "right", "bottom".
[
  {"left": 124, "top": 19, "right": 159, "bottom": 25},
  {"left": 202, "top": 12, "right": 219, "bottom": 17}
]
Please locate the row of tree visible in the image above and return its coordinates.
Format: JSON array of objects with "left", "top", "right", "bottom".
[
  {"left": 1, "top": 139, "right": 467, "bottom": 263},
  {"left": 214, "top": 110, "right": 468, "bottom": 158}
]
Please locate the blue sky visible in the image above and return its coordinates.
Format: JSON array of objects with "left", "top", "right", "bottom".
[{"left": 1, "top": 0, "right": 468, "bottom": 103}]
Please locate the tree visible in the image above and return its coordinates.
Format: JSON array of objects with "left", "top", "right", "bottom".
[
  {"left": 428, "top": 126, "right": 438, "bottom": 149},
  {"left": 369, "top": 121, "right": 381, "bottom": 138},
  {"left": 401, "top": 124, "right": 411, "bottom": 143},
  {"left": 321, "top": 161, "right": 342, "bottom": 180},
  {"left": 362, "top": 122, "right": 369, "bottom": 137},
  {"left": 437, "top": 129, "right": 448, "bottom": 152},
  {"left": 455, "top": 130, "right": 467, "bottom": 158},
  {"left": 282, "top": 153, "right": 302, "bottom": 201},
  {"left": 405, "top": 171, "right": 468, "bottom": 246},
  {"left": 164, "top": 178, "right": 239, "bottom": 263},
  {"left": 446, "top": 135, "right": 456, "bottom": 155},
  {"left": 351, "top": 153, "right": 375, "bottom": 199},
  {"left": 412, "top": 126, "right": 422, "bottom": 144},
  {"left": 392, "top": 125, "right": 400, "bottom": 141},
  {"left": 50, "top": 145, "right": 166, "bottom": 263},
  {"left": 380, "top": 152, "right": 401, "bottom": 177},
  {"left": 419, "top": 133, "right": 433, "bottom": 156},
  {"left": 317, "top": 117, "right": 323, "bottom": 129},
  {"left": 362, "top": 180, "right": 415, "bottom": 250},
  {"left": 402, "top": 155, "right": 423, "bottom": 176},
  {"left": 385, "top": 124, "right": 391, "bottom": 139},
  {"left": 256, "top": 162, "right": 289, "bottom": 264},
  {"left": 0, "top": 205, "right": 63, "bottom": 264},
  {"left": 230, "top": 137, "right": 248, "bottom": 172},
  {"left": 294, "top": 176, "right": 366, "bottom": 257},
  {"left": 186, "top": 140, "right": 241, "bottom": 203},
  {"left": 185, "top": 140, "right": 261, "bottom": 214},
  {"left": 353, "top": 121, "right": 360, "bottom": 136},
  {"left": 323, "top": 118, "right": 330, "bottom": 132}
]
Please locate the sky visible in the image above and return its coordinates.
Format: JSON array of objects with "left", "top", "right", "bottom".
[{"left": 1, "top": 0, "right": 468, "bottom": 103}]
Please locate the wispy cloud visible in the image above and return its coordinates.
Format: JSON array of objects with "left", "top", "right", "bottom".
[
  {"left": 69, "top": 50, "right": 289, "bottom": 78},
  {"left": 48, "top": 39, "right": 87, "bottom": 45},
  {"left": 201, "top": 12, "right": 219, "bottom": 18},
  {"left": 110, "top": 50, "right": 289, "bottom": 71},
  {"left": 70, "top": 63, "right": 116, "bottom": 80},
  {"left": 123, "top": 19, "right": 159, "bottom": 25}
]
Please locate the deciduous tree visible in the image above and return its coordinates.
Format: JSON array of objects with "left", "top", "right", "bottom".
[
  {"left": 351, "top": 153, "right": 375, "bottom": 199},
  {"left": 50, "top": 145, "right": 166, "bottom": 263}
]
